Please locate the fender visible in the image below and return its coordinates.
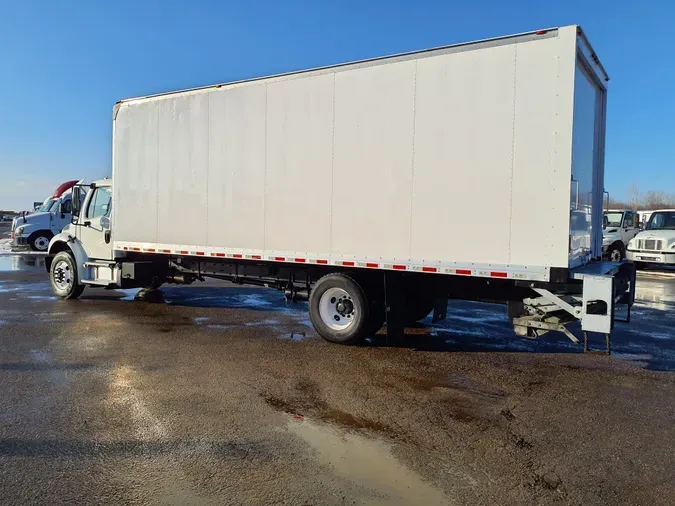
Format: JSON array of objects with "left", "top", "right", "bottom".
[{"left": 47, "top": 231, "right": 89, "bottom": 284}]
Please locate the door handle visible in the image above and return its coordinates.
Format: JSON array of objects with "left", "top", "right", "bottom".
[{"left": 83, "top": 221, "right": 91, "bottom": 227}]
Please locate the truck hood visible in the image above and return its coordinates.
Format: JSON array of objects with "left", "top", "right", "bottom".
[
  {"left": 635, "top": 230, "right": 675, "bottom": 241},
  {"left": 16, "top": 212, "right": 51, "bottom": 229}
]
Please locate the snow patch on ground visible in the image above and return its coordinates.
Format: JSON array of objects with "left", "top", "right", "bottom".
[{"left": 0, "top": 238, "right": 46, "bottom": 257}]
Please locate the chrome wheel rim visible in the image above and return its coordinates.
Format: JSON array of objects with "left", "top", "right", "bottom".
[
  {"left": 610, "top": 248, "right": 622, "bottom": 262},
  {"left": 53, "top": 260, "right": 72, "bottom": 291},
  {"left": 319, "top": 287, "right": 356, "bottom": 331}
]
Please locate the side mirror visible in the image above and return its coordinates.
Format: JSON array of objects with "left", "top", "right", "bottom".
[{"left": 71, "top": 187, "right": 81, "bottom": 224}]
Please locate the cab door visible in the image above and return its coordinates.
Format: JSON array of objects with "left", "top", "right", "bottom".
[
  {"left": 77, "top": 186, "right": 114, "bottom": 261},
  {"left": 53, "top": 197, "right": 72, "bottom": 233},
  {"left": 622, "top": 211, "right": 639, "bottom": 243}
]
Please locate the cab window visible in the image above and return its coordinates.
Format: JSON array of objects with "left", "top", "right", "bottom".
[
  {"left": 624, "top": 213, "right": 634, "bottom": 228},
  {"left": 60, "top": 200, "right": 72, "bottom": 214},
  {"left": 86, "top": 188, "right": 112, "bottom": 219}
]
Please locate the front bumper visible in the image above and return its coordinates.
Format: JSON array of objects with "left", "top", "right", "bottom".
[
  {"left": 10, "top": 235, "right": 28, "bottom": 247},
  {"left": 627, "top": 250, "right": 675, "bottom": 265}
]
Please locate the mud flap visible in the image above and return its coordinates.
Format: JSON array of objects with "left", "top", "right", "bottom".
[{"left": 432, "top": 298, "right": 448, "bottom": 323}]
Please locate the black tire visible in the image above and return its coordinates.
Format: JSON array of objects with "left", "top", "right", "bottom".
[
  {"left": 607, "top": 242, "right": 625, "bottom": 262},
  {"left": 309, "top": 273, "right": 370, "bottom": 344},
  {"left": 49, "top": 251, "right": 84, "bottom": 299},
  {"left": 28, "top": 230, "right": 53, "bottom": 252},
  {"left": 405, "top": 295, "right": 436, "bottom": 324}
]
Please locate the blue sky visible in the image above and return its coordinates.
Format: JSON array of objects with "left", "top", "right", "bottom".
[{"left": 1, "top": 0, "right": 673, "bottom": 210}]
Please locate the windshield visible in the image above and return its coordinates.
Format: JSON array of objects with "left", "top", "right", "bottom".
[
  {"left": 37, "top": 199, "right": 56, "bottom": 212},
  {"left": 603, "top": 212, "right": 623, "bottom": 228},
  {"left": 646, "top": 212, "right": 675, "bottom": 230}
]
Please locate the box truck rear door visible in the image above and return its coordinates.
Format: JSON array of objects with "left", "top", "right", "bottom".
[{"left": 569, "top": 56, "right": 605, "bottom": 268}]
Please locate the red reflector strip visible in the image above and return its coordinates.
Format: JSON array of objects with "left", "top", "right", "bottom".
[
  {"left": 145, "top": 248, "right": 156, "bottom": 253},
  {"left": 536, "top": 29, "right": 547, "bottom": 35},
  {"left": 232, "top": 254, "right": 242, "bottom": 258},
  {"left": 132, "top": 248, "right": 141, "bottom": 251},
  {"left": 392, "top": 265, "right": 406, "bottom": 271},
  {"left": 366, "top": 263, "right": 378, "bottom": 268},
  {"left": 196, "top": 252, "right": 205, "bottom": 256},
  {"left": 161, "top": 249, "right": 171, "bottom": 253},
  {"left": 422, "top": 266, "right": 437, "bottom": 273},
  {"left": 210, "top": 252, "right": 225, "bottom": 257},
  {"left": 456, "top": 269, "right": 472, "bottom": 275},
  {"left": 342, "top": 261, "right": 355, "bottom": 267},
  {"left": 275, "top": 256, "right": 285, "bottom": 261},
  {"left": 316, "top": 259, "right": 328, "bottom": 265},
  {"left": 123, "top": 247, "right": 128, "bottom": 251},
  {"left": 490, "top": 271, "right": 508, "bottom": 278},
  {"left": 178, "top": 250, "right": 189, "bottom": 255},
  {"left": 295, "top": 258, "right": 306, "bottom": 263},
  {"left": 252, "top": 255, "right": 261, "bottom": 260}
]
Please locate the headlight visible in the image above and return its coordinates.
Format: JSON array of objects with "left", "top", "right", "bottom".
[
  {"left": 628, "top": 240, "right": 636, "bottom": 249},
  {"left": 15, "top": 226, "right": 24, "bottom": 235}
]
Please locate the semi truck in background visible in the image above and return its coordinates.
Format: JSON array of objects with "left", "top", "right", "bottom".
[
  {"left": 46, "top": 26, "right": 635, "bottom": 352},
  {"left": 11, "top": 180, "right": 81, "bottom": 251},
  {"left": 602, "top": 209, "right": 641, "bottom": 261},
  {"left": 627, "top": 210, "right": 675, "bottom": 267}
]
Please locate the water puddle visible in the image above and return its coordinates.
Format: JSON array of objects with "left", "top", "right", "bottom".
[
  {"left": 287, "top": 416, "right": 450, "bottom": 505},
  {"left": 0, "top": 255, "right": 46, "bottom": 271}
]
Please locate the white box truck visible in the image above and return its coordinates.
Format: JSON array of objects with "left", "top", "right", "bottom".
[{"left": 46, "top": 25, "right": 634, "bottom": 352}]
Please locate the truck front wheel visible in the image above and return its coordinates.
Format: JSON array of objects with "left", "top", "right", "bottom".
[
  {"left": 50, "top": 251, "right": 84, "bottom": 299},
  {"left": 607, "top": 242, "right": 625, "bottom": 262},
  {"left": 309, "top": 273, "right": 370, "bottom": 344},
  {"left": 28, "top": 231, "right": 53, "bottom": 252}
]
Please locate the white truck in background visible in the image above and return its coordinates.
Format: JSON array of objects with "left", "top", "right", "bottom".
[
  {"left": 46, "top": 26, "right": 634, "bottom": 352},
  {"left": 602, "top": 209, "right": 640, "bottom": 261},
  {"left": 627, "top": 210, "right": 675, "bottom": 267},
  {"left": 11, "top": 180, "right": 81, "bottom": 251}
]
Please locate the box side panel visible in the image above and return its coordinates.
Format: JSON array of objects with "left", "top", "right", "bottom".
[
  {"left": 331, "top": 60, "right": 416, "bottom": 260},
  {"left": 207, "top": 85, "right": 267, "bottom": 250},
  {"left": 265, "top": 74, "right": 334, "bottom": 253},
  {"left": 411, "top": 44, "right": 516, "bottom": 264},
  {"left": 510, "top": 36, "right": 571, "bottom": 267},
  {"left": 156, "top": 94, "right": 209, "bottom": 246},
  {"left": 113, "top": 103, "right": 159, "bottom": 244}
]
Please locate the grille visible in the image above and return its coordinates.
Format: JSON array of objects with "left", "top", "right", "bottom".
[{"left": 640, "top": 239, "right": 663, "bottom": 251}]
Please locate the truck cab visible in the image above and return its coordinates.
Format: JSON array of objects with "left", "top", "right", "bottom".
[
  {"left": 602, "top": 209, "right": 640, "bottom": 261},
  {"left": 626, "top": 210, "right": 675, "bottom": 267},
  {"left": 11, "top": 181, "right": 80, "bottom": 251}
]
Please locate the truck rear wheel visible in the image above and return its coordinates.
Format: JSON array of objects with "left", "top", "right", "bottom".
[
  {"left": 50, "top": 251, "right": 84, "bottom": 299},
  {"left": 309, "top": 273, "right": 370, "bottom": 344}
]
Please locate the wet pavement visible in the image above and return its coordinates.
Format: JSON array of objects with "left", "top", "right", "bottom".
[{"left": 1, "top": 255, "right": 674, "bottom": 505}]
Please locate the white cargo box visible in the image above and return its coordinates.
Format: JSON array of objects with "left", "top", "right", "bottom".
[{"left": 113, "top": 25, "right": 608, "bottom": 283}]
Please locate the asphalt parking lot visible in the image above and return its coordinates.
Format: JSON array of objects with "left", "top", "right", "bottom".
[{"left": 1, "top": 248, "right": 674, "bottom": 505}]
